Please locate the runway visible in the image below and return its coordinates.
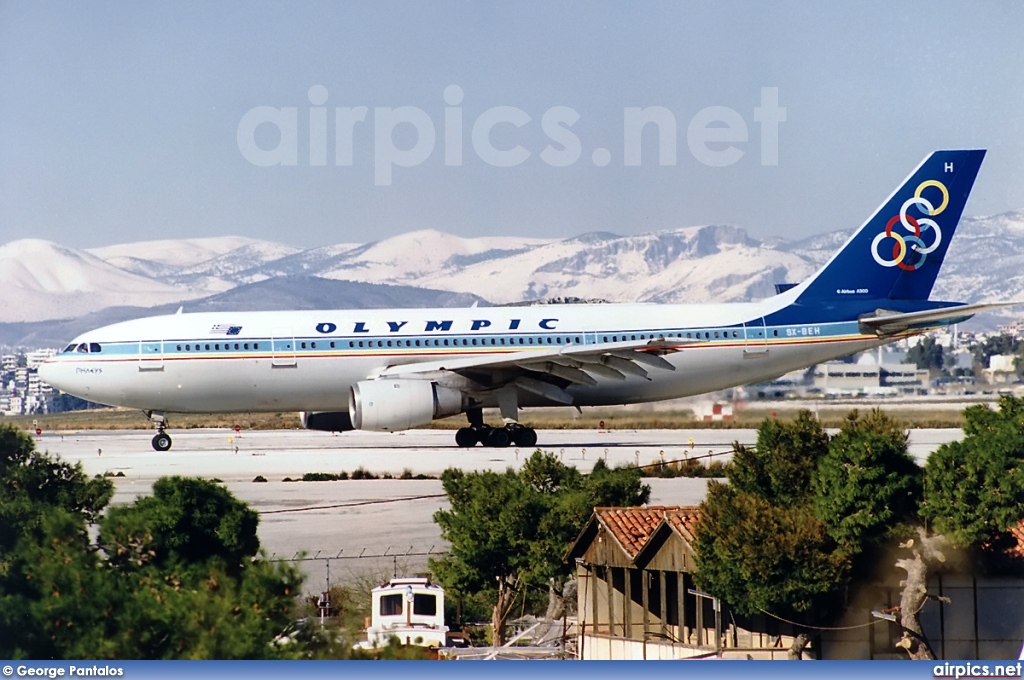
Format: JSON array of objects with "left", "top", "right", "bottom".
[{"left": 34, "top": 427, "right": 964, "bottom": 593}]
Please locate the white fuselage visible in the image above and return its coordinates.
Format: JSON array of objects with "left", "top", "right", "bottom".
[{"left": 39, "top": 299, "right": 906, "bottom": 415}]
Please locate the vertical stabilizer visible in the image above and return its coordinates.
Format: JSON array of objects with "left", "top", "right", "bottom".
[{"left": 795, "top": 150, "right": 985, "bottom": 302}]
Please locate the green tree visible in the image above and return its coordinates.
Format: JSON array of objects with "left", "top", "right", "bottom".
[
  {"left": 695, "top": 483, "right": 849, "bottom": 621},
  {"left": 729, "top": 410, "right": 829, "bottom": 506},
  {"left": 0, "top": 426, "right": 303, "bottom": 659},
  {"left": 100, "top": 476, "right": 260, "bottom": 574},
  {"left": 0, "top": 424, "right": 113, "bottom": 659},
  {"left": 431, "top": 451, "right": 648, "bottom": 644},
  {"left": 905, "top": 335, "right": 946, "bottom": 372},
  {"left": 922, "top": 396, "right": 1024, "bottom": 559},
  {"left": 814, "top": 409, "right": 922, "bottom": 555},
  {"left": 694, "top": 412, "right": 841, "bottom": 657}
]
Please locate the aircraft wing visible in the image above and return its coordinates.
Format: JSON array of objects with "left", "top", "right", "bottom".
[
  {"left": 859, "top": 302, "right": 1020, "bottom": 336},
  {"left": 376, "top": 336, "right": 693, "bottom": 404}
]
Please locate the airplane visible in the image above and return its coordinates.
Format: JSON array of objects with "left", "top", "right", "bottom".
[{"left": 40, "top": 149, "right": 1013, "bottom": 452}]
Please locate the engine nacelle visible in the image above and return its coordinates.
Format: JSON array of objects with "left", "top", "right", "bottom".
[
  {"left": 349, "top": 379, "right": 464, "bottom": 432},
  {"left": 300, "top": 411, "right": 354, "bottom": 432}
]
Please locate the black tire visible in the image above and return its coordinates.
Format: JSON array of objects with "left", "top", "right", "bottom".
[
  {"left": 512, "top": 427, "right": 538, "bottom": 448},
  {"left": 152, "top": 433, "right": 172, "bottom": 452},
  {"left": 484, "top": 427, "right": 512, "bottom": 448},
  {"left": 455, "top": 427, "right": 478, "bottom": 448}
]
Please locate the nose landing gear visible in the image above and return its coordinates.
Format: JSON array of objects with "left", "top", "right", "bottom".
[{"left": 147, "top": 411, "right": 173, "bottom": 451}]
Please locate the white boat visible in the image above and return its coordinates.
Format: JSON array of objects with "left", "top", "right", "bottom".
[{"left": 356, "top": 577, "right": 449, "bottom": 649}]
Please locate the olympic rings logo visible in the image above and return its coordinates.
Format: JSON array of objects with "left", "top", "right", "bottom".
[{"left": 870, "top": 179, "right": 949, "bottom": 271}]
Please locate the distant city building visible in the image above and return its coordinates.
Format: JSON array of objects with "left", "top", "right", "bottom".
[
  {"left": 25, "top": 348, "right": 57, "bottom": 370},
  {"left": 0, "top": 348, "right": 60, "bottom": 416},
  {"left": 983, "top": 354, "right": 1019, "bottom": 385}
]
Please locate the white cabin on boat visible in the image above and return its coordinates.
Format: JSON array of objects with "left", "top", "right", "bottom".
[{"left": 359, "top": 577, "right": 448, "bottom": 648}]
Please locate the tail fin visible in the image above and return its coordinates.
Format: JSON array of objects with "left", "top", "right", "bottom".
[{"left": 795, "top": 150, "right": 985, "bottom": 303}]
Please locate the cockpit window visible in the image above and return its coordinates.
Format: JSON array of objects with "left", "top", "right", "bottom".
[
  {"left": 76, "top": 343, "right": 89, "bottom": 353},
  {"left": 89, "top": 343, "right": 101, "bottom": 353},
  {"left": 63, "top": 344, "right": 77, "bottom": 353}
]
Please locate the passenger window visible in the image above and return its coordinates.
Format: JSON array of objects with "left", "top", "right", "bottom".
[
  {"left": 244, "top": 343, "right": 250, "bottom": 350},
  {"left": 330, "top": 341, "right": 335, "bottom": 348},
  {"left": 215, "top": 344, "right": 220, "bottom": 350},
  {"left": 773, "top": 330, "right": 779, "bottom": 337},
  {"left": 205, "top": 344, "right": 210, "bottom": 350},
  {"left": 443, "top": 339, "right": 449, "bottom": 346},
  {"left": 254, "top": 343, "right": 260, "bottom": 350},
  {"left": 311, "top": 342, "right": 316, "bottom": 349},
  {"left": 300, "top": 342, "right": 306, "bottom": 349},
  {"left": 177, "top": 345, "right": 182, "bottom": 351},
  {"left": 714, "top": 332, "right": 719, "bottom": 339},
  {"left": 387, "top": 340, "right": 392, "bottom": 347},
  {"left": 358, "top": 341, "right": 364, "bottom": 347}
]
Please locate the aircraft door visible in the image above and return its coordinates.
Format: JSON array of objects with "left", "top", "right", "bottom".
[
  {"left": 742, "top": 318, "right": 770, "bottom": 358},
  {"left": 271, "top": 333, "right": 297, "bottom": 368},
  {"left": 138, "top": 340, "right": 165, "bottom": 371}
]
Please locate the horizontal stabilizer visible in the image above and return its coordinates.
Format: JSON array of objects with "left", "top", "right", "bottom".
[{"left": 858, "top": 302, "right": 1020, "bottom": 335}]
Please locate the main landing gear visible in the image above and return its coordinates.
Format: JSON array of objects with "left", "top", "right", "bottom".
[
  {"left": 455, "top": 423, "right": 538, "bottom": 448},
  {"left": 454, "top": 405, "right": 538, "bottom": 448},
  {"left": 148, "top": 411, "right": 172, "bottom": 451}
]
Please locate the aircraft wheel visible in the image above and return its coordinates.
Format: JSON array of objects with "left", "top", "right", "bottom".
[
  {"left": 455, "top": 427, "right": 478, "bottom": 448},
  {"left": 483, "top": 427, "right": 511, "bottom": 448},
  {"left": 152, "top": 433, "right": 172, "bottom": 452},
  {"left": 512, "top": 427, "right": 537, "bottom": 448}
]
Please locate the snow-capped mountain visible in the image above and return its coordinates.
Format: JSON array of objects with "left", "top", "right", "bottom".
[
  {"left": 2, "top": 212, "right": 1023, "bottom": 332},
  {"left": 0, "top": 240, "right": 208, "bottom": 323}
]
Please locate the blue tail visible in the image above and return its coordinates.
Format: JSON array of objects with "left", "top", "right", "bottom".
[{"left": 796, "top": 150, "right": 985, "bottom": 303}]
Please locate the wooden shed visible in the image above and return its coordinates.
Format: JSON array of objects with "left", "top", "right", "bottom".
[{"left": 566, "top": 506, "right": 803, "bottom": 660}]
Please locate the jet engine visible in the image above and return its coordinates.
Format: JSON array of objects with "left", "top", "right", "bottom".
[
  {"left": 349, "top": 379, "right": 465, "bottom": 432},
  {"left": 300, "top": 411, "right": 354, "bottom": 432}
]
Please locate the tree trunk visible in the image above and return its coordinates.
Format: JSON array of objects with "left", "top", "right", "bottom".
[
  {"left": 787, "top": 632, "right": 811, "bottom": 660},
  {"left": 545, "top": 578, "right": 564, "bottom": 619},
  {"left": 894, "top": 528, "right": 947, "bottom": 660},
  {"left": 491, "top": 575, "right": 518, "bottom": 646}
]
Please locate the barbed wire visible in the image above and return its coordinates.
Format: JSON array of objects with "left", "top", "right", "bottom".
[{"left": 266, "top": 545, "right": 448, "bottom": 562}]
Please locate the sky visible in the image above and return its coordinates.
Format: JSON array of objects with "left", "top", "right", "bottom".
[{"left": 2, "top": 0, "right": 1024, "bottom": 250}]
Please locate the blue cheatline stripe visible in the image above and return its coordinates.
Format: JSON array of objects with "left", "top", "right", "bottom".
[{"left": 64, "top": 320, "right": 879, "bottom": 360}]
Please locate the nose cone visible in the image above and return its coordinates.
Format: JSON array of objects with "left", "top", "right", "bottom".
[
  {"left": 38, "top": 359, "right": 74, "bottom": 396},
  {"left": 37, "top": 360, "right": 57, "bottom": 387}
]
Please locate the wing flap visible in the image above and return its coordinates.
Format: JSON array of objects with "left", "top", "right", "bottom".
[{"left": 376, "top": 336, "right": 690, "bottom": 385}]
